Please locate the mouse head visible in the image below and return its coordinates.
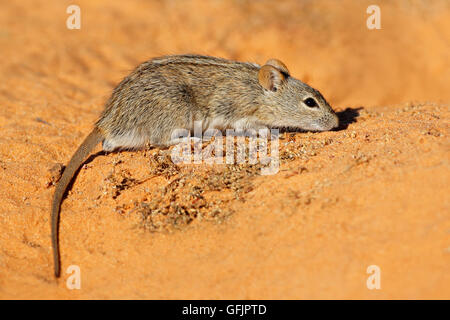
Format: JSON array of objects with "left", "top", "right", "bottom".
[{"left": 257, "top": 59, "right": 339, "bottom": 131}]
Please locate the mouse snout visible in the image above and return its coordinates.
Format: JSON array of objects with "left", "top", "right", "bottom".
[{"left": 316, "top": 112, "right": 339, "bottom": 131}]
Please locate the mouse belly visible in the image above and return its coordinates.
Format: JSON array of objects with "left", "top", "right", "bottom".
[
  {"left": 101, "top": 116, "right": 267, "bottom": 152},
  {"left": 102, "top": 129, "right": 149, "bottom": 151},
  {"left": 101, "top": 126, "right": 184, "bottom": 151}
]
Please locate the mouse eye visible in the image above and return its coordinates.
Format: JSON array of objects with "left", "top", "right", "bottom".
[{"left": 304, "top": 98, "right": 318, "bottom": 108}]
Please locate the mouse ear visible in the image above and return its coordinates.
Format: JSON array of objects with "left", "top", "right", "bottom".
[
  {"left": 265, "top": 59, "right": 290, "bottom": 76},
  {"left": 258, "top": 65, "right": 286, "bottom": 92}
]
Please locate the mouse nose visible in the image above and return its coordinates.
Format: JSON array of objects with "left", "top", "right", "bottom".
[
  {"left": 331, "top": 113, "right": 339, "bottom": 129},
  {"left": 321, "top": 113, "right": 339, "bottom": 131}
]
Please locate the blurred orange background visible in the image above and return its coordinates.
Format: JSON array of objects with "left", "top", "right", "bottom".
[{"left": 0, "top": 0, "right": 448, "bottom": 299}]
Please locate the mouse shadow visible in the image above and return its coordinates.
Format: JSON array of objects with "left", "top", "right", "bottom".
[{"left": 334, "top": 107, "right": 363, "bottom": 131}]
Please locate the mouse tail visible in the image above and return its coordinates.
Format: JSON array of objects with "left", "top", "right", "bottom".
[{"left": 51, "top": 127, "right": 103, "bottom": 277}]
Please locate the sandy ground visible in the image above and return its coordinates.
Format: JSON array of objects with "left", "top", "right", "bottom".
[{"left": 0, "top": 0, "right": 449, "bottom": 299}]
